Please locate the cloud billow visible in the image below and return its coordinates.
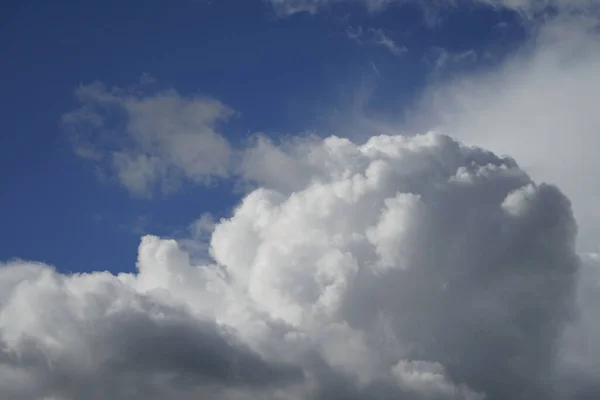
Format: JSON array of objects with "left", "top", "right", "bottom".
[{"left": 0, "top": 132, "right": 585, "bottom": 399}]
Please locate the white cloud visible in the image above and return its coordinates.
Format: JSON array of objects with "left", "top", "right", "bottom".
[
  {"left": 346, "top": 26, "right": 408, "bottom": 56},
  {"left": 411, "top": 15, "right": 600, "bottom": 253},
  {"left": 240, "top": 134, "right": 320, "bottom": 193},
  {"left": 268, "top": 0, "right": 397, "bottom": 16},
  {"left": 427, "top": 48, "right": 478, "bottom": 74},
  {"left": 0, "top": 256, "right": 300, "bottom": 400},
  {"left": 346, "top": 27, "right": 407, "bottom": 56},
  {"left": 62, "top": 79, "right": 233, "bottom": 197},
  {"left": 398, "top": 16, "right": 600, "bottom": 395},
  {"left": 268, "top": 0, "right": 599, "bottom": 17},
  {"left": 346, "top": 25, "right": 364, "bottom": 42},
  {"left": 392, "top": 360, "right": 484, "bottom": 400},
  {"left": 43, "top": 3, "right": 600, "bottom": 399},
  {"left": 371, "top": 28, "right": 408, "bottom": 56},
  {"left": 0, "top": 132, "right": 584, "bottom": 399},
  {"left": 480, "top": 0, "right": 600, "bottom": 16}
]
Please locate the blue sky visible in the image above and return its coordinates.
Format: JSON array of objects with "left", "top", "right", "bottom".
[{"left": 0, "top": 0, "right": 528, "bottom": 273}]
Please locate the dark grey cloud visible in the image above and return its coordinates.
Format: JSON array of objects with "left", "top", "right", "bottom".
[{"left": 0, "top": 264, "right": 301, "bottom": 400}]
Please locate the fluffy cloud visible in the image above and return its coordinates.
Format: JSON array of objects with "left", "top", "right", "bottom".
[
  {"left": 62, "top": 78, "right": 233, "bottom": 197},
  {"left": 412, "top": 15, "right": 600, "bottom": 253},
  {"left": 0, "top": 132, "right": 583, "bottom": 399},
  {"left": 0, "top": 258, "right": 301, "bottom": 400},
  {"left": 557, "top": 253, "right": 600, "bottom": 399}
]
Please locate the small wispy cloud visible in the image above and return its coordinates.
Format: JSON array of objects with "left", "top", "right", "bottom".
[
  {"left": 427, "top": 47, "right": 478, "bottom": 73},
  {"left": 370, "top": 28, "right": 408, "bottom": 56},
  {"left": 345, "top": 25, "right": 364, "bottom": 43},
  {"left": 345, "top": 26, "right": 407, "bottom": 56},
  {"left": 270, "top": 0, "right": 600, "bottom": 23},
  {"left": 62, "top": 76, "right": 234, "bottom": 198},
  {"left": 269, "top": 0, "right": 396, "bottom": 16}
]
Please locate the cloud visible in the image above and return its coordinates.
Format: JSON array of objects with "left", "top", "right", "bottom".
[
  {"left": 62, "top": 78, "right": 233, "bottom": 197},
  {"left": 347, "top": 27, "right": 407, "bottom": 56},
  {"left": 0, "top": 132, "right": 584, "bottom": 399},
  {"left": 426, "top": 48, "right": 478, "bottom": 74},
  {"left": 398, "top": 15, "right": 600, "bottom": 396},
  {"left": 0, "top": 257, "right": 301, "bottom": 400},
  {"left": 346, "top": 25, "right": 365, "bottom": 42},
  {"left": 558, "top": 253, "right": 600, "bottom": 399},
  {"left": 370, "top": 28, "right": 407, "bottom": 56},
  {"left": 410, "top": 15, "right": 600, "bottom": 253},
  {"left": 268, "top": 0, "right": 397, "bottom": 16},
  {"left": 268, "top": 0, "right": 599, "bottom": 17},
  {"left": 479, "top": 0, "right": 600, "bottom": 17}
]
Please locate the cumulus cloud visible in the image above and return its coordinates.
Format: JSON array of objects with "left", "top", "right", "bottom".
[
  {"left": 558, "top": 253, "right": 600, "bottom": 399},
  {"left": 62, "top": 78, "right": 233, "bottom": 197},
  {"left": 0, "top": 132, "right": 583, "bottom": 399},
  {"left": 0, "top": 259, "right": 301, "bottom": 400},
  {"left": 411, "top": 15, "right": 600, "bottom": 253}
]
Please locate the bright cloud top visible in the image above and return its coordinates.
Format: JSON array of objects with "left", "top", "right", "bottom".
[
  {"left": 0, "top": 132, "right": 586, "bottom": 399},
  {"left": 62, "top": 79, "right": 233, "bottom": 197}
]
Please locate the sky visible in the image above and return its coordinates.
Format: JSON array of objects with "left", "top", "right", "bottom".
[
  {"left": 0, "top": 0, "right": 525, "bottom": 273},
  {"left": 1, "top": 0, "right": 600, "bottom": 399}
]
